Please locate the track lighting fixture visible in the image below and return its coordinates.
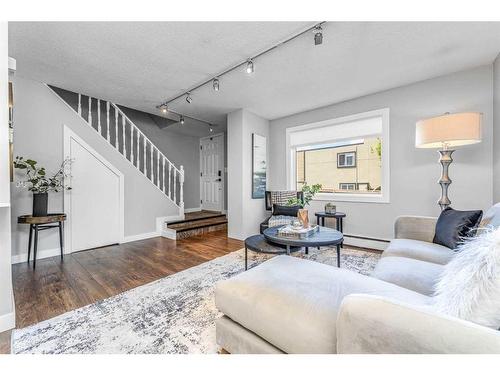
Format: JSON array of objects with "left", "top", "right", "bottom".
[
  {"left": 246, "top": 59, "right": 254, "bottom": 74},
  {"left": 213, "top": 78, "right": 220, "bottom": 91},
  {"left": 158, "top": 22, "right": 325, "bottom": 123},
  {"left": 209, "top": 125, "right": 213, "bottom": 133},
  {"left": 313, "top": 25, "right": 323, "bottom": 45}
]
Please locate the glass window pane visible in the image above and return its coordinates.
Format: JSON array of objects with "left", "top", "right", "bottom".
[{"left": 296, "top": 137, "right": 382, "bottom": 195}]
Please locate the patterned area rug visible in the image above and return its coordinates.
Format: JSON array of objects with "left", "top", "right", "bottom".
[{"left": 11, "top": 247, "right": 380, "bottom": 354}]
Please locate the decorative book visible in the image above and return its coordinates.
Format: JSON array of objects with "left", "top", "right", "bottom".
[{"left": 277, "top": 224, "right": 319, "bottom": 239}]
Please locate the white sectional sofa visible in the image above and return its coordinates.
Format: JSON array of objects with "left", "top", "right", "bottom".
[{"left": 215, "top": 215, "right": 500, "bottom": 354}]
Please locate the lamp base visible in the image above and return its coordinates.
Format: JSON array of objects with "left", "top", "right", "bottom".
[{"left": 438, "top": 149, "right": 454, "bottom": 211}]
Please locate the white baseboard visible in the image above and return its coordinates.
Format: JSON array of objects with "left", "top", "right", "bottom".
[
  {"left": 184, "top": 207, "right": 201, "bottom": 213},
  {"left": 0, "top": 311, "right": 15, "bottom": 333},
  {"left": 161, "top": 228, "right": 177, "bottom": 240},
  {"left": 122, "top": 231, "right": 160, "bottom": 243},
  {"left": 11, "top": 247, "right": 62, "bottom": 264},
  {"left": 343, "top": 234, "right": 388, "bottom": 251}
]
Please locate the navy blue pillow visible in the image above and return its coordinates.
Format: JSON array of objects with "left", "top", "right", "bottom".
[
  {"left": 272, "top": 204, "right": 301, "bottom": 217},
  {"left": 433, "top": 207, "right": 483, "bottom": 250}
]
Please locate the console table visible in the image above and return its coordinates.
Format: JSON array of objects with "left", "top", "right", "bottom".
[{"left": 18, "top": 213, "right": 66, "bottom": 269}]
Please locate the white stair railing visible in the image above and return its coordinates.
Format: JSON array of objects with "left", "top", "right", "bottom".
[{"left": 71, "top": 93, "right": 185, "bottom": 210}]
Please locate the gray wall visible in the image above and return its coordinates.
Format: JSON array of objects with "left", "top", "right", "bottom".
[
  {"left": 494, "top": 54, "right": 500, "bottom": 203},
  {"left": 118, "top": 107, "right": 200, "bottom": 210},
  {"left": 227, "top": 109, "right": 269, "bottom": 240},
  {"left": 269, "top": 65, "right": 494, "bottom": 241},
  {"left": 10, "top": 76, "right": 180, "bottom": 259}
]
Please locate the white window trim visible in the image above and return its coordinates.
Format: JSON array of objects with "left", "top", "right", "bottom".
[{"left": 285, "top": 108, "right": 390, "bottom": 204}]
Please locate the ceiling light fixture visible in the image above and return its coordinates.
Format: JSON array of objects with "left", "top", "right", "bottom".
[
  {"left": 180, "top": 115, "right": 185, "bottom": 125},
  {"left": 209, "top": 125, "right": 213, "bottom": 133},
  {"left": 313, "top": 25, "right": 323, "bottom": 45},
  {"left": 159, "top": 22, "right": 325, "bottom": 112},
  {"left": 246, "top": 59, "right": 254, "bottom": 74},
  {"left": 159, "top": 104, "right": 168, "bottom": 113},
  {"left": 213, "top": 78, "right": 220, "bottom": 91}
]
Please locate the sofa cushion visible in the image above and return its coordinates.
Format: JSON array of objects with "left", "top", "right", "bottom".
[
  {"left": 215, "top": 255, "right": 431, "bottom": 354},
  {"left": 272, "top": 204, "right": 300, "bottom": 217},
  {"left": 433, "top": 207, "right": 483, "bottom": 250},
  {"left": 383, "top": 238, "right": 454, "bottom": 265},
  {"left": 267, "top": 215, "right": 296, "bottom": 228},
  {"left": 371, "top": 256, "right": 444, "bottom": 296}
]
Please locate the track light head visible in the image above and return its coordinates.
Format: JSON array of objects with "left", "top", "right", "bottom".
[
  {"left": 209, "top": 125, "right": 213, "bottom": 133},
  {"left": 160, "top": 104, "right": 168, "bottom": 113},
  {"left": 185, "top": 93, "right": 193, "bottom": 104},
  {"left": 213, "top": 78, "right": 220, "bottom": 91},
  {"left": 246, "top": 59, "right": 254, "bottom": 74},
  {"left": 180, "top": 115, "right": 185, "bottom": 125},
  {"left": 313, "top": 25, "right": 323, "bottom": 45}
]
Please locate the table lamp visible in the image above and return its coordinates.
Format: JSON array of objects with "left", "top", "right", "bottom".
[{"left": 415, "top": 112, "right": 482, "bottom": 210}]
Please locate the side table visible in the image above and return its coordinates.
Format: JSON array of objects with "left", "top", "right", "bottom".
[
  {"left": 314, "top": 211, "right": 346, "bottom": 248},
  {"left": 18, "top": 213, "right": 67, "bottom": 269}
]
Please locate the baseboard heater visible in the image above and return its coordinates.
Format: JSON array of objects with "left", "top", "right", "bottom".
[{"left": 343, "top": 234, "right": 390, "bottom": 243}]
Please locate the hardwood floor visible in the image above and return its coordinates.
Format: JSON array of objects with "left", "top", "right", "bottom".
[{"left": 0, "top": 230, "right": 243, "bottom": 354}]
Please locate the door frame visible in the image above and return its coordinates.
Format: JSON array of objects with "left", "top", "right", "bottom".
[
  {"left": 63, "top": 125, "right": 125, "bottom": 254},
  {"left": 199, "top": 132, "right": 225, "bottom": 212}
]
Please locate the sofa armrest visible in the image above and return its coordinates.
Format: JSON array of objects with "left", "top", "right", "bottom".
[
  {"left": 337, "top": 294, "right": 500, "bottom": 354},
  {"left": 394, "top": 215, "right": 437, "bottom": 242}
]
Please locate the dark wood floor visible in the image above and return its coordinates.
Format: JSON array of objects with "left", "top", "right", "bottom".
[{"left": 0, "top": 230, "right": 243, "bottom": 354}]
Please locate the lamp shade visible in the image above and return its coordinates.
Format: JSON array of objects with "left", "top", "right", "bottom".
[{"left": 415, "top": 112, "right": 482, "bottom": 149}]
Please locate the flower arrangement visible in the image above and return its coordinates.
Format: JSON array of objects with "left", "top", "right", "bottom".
[{"left": 13, "top": 156, "right": 72, "bottom": 193}]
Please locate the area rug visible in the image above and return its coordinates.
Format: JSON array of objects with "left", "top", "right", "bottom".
[{"left": 11, "top": 247, "right": 380, "bottom": 354}]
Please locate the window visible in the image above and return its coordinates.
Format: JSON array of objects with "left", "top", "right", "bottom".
[
  {"left": 339, "top": 183, "right": 356, "bottom": 190},
  {"left": 287, "top": 108, "right": 390, "bottom": 203},
  {"left": 337, "top": 152, "right": 356, "bottom": 168}
]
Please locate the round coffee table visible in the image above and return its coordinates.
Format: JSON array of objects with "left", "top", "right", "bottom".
[
  {"left": 244, "top": 234, "right": 301, "bottom": 270},
  {"left": 263, "top": 225, "right": 344, "bottom": 267}
]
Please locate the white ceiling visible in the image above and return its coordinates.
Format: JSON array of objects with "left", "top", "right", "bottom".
[{"left": 9, "top": 22, "right": 500, "bottom": 137}]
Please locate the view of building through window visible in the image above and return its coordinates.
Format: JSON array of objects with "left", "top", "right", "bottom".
[{"left": 296, "top": 137, "right": 382, "bottom": 194}]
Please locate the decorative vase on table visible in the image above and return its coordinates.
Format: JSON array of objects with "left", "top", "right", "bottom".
[
  {"left": 297, "top": 209, "right": 309, "bottom": 228},
  {"left": 32, "top": 192, "right": 48, "bottom": 217}
]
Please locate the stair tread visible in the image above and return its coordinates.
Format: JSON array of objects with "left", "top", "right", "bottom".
[
  {"left": 168, "top": 216, "right": 228, "bottom": 231},
  {"left": 167, "top": 211, "right": 225, "bottom": 225}
]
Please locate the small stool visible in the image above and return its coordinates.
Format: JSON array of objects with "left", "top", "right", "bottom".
[
  {"left": 244, "top": 234, "right": 301, "bottom": 270},
  {"left": 18, "top": 213, "right": 67, "bottom": 269}
]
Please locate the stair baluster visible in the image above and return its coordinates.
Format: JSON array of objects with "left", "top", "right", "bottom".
[{"left": 51, "top": 88, "right": 184, "bottom": 211}]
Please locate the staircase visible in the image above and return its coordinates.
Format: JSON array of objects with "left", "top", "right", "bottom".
[
  {"left": 51, "top": 87, "right": 184, "bottom": 215},
  {"left": 164, "top": 211, "right": 228, "bottom": 239}
]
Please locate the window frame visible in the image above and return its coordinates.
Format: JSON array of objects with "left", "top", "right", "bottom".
[
  {"left": 337, "top": 151, "right": 357, "bottom": 168},
  {"left": 285, "top": 108, "right": 390, "bottom": 204}
]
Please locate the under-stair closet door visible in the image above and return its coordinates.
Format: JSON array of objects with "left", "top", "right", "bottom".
[{"left": 64, "top": 128, "right": 123, "bottom": 252}]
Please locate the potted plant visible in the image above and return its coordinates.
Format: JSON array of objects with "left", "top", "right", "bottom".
[
  {"left": 13, "top": 156, "right": 72, "bottom": 217},
  {"left": 287, "top": 183, "right": 322, "bottom": 227}
]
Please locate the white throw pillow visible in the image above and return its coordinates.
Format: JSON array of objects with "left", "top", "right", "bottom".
[{"left": 434, "top": 227, "right": 500, "bottom": 329}]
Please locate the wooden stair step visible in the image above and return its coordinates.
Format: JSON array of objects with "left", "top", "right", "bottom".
[
  {"left": 168, "top": 216, "right": 228, "bottom": 232},
  {"left": 167, "top": 211, "right": 226, "bottom": 226}
]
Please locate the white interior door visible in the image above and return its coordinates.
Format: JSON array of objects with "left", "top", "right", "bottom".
[
  {"left": 64, "top": 128, "right": 123, "bottom": 252},
  {"left": 200, "top": 134, "right": 224, "bottom": 211}
]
